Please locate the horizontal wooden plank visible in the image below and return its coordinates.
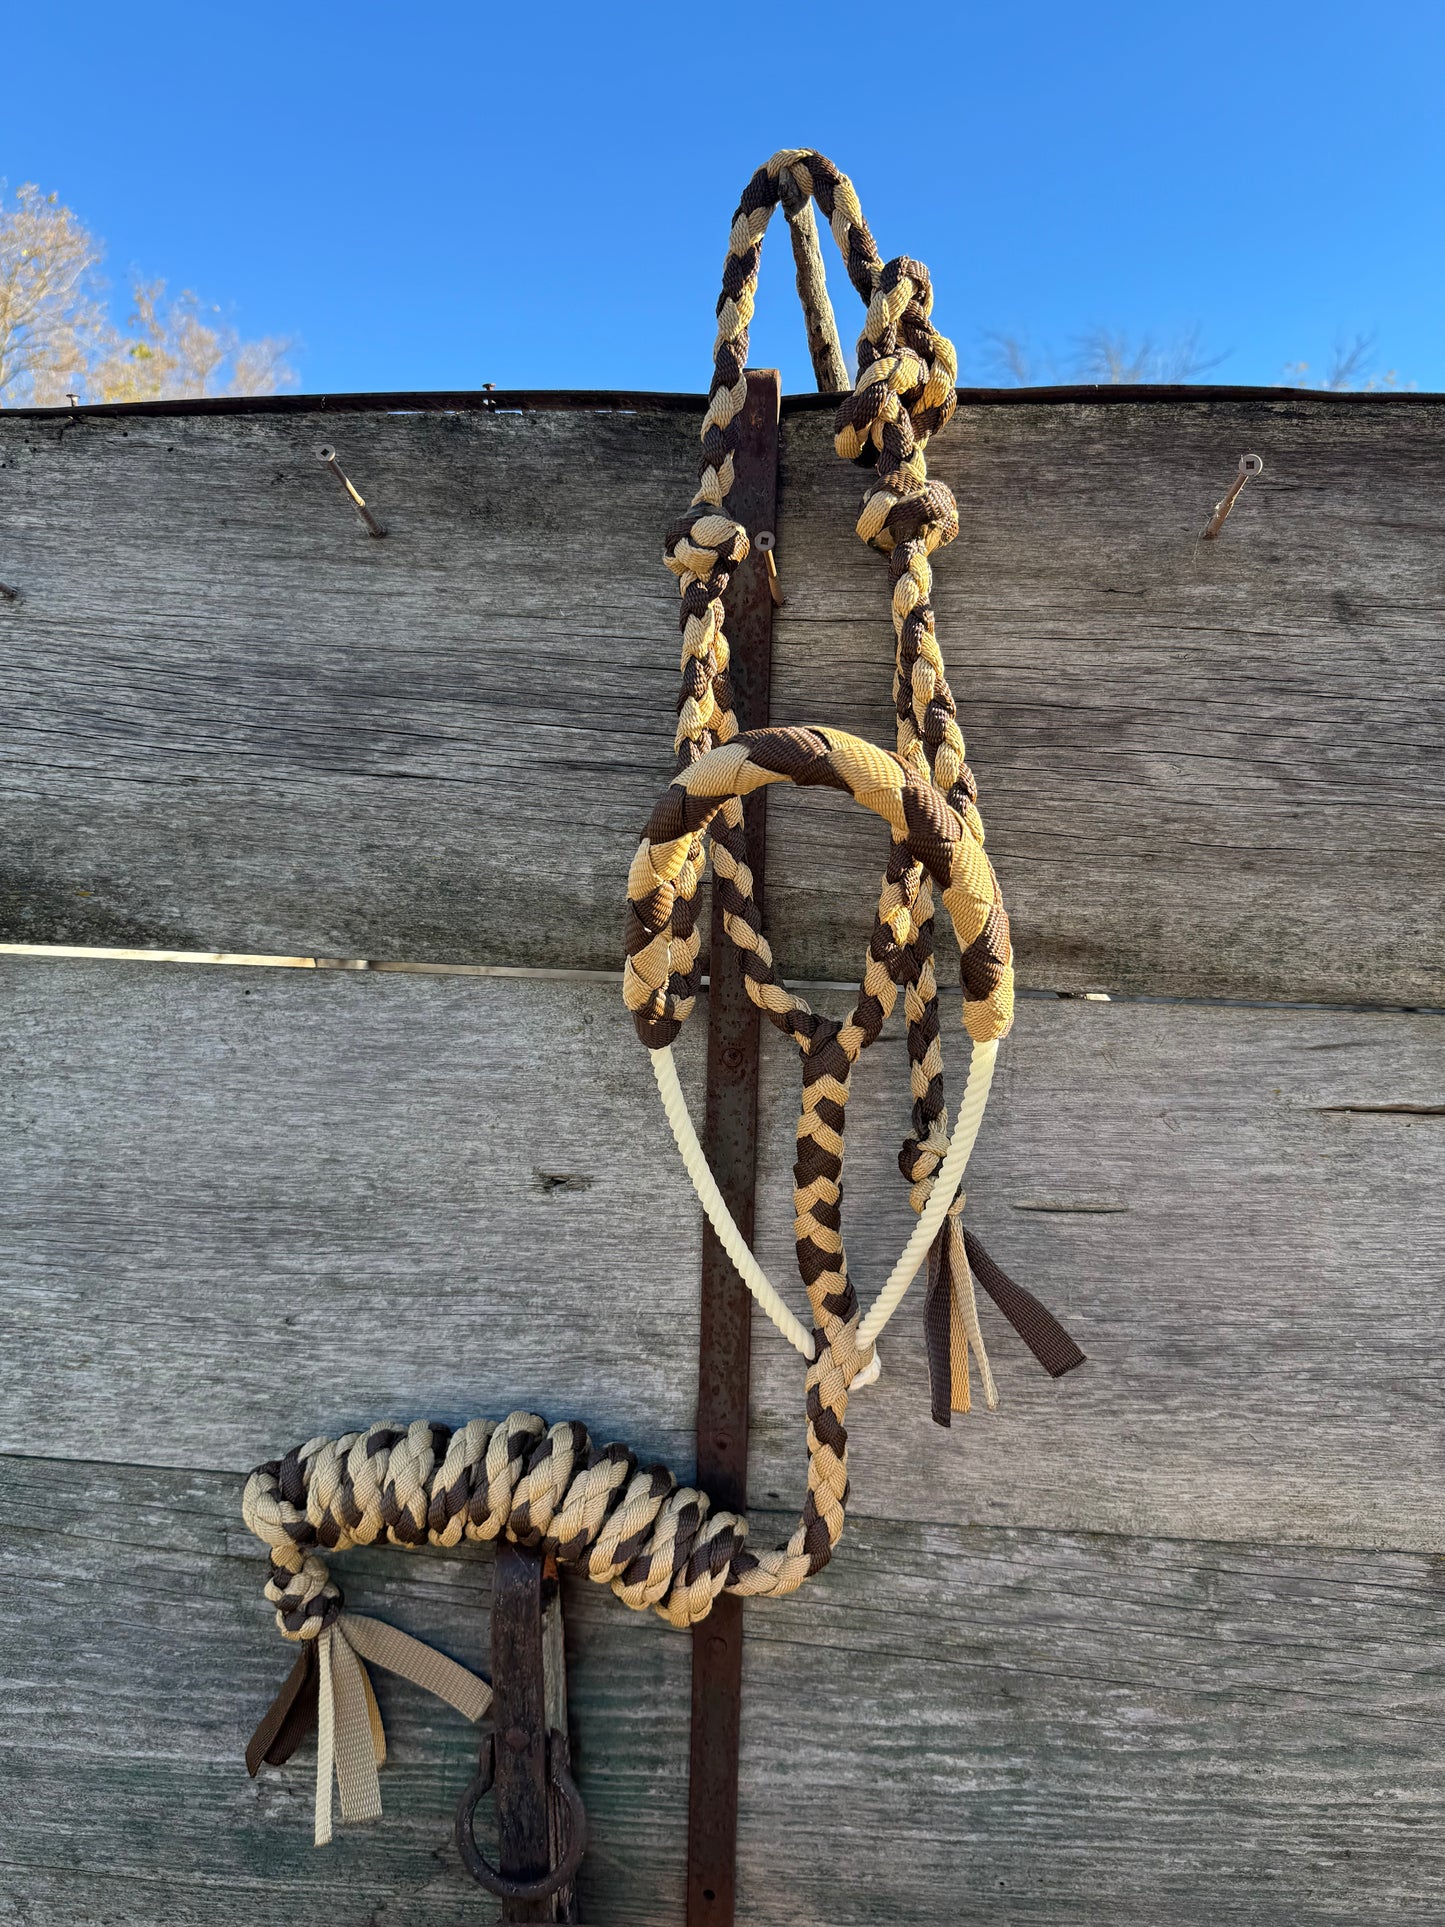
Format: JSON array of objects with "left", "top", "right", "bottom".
[
  {"left": 768, "top": 397, "right": 1445, "bottom": 1001},
  {"left": 3, "top": 397, "right": 1442, "bottom": 1000},
  {"left": 3, "top": 961, "right": 1441, "bottom": 1550},
  {"left": 5, "top": 1454, "right": 1443, "bottom": 1925},
  {"left": 735, "top": 1509, "right": 1445, "bottom": 1926},
  {"left": 0, "top": 959, "right": 710, "bottom": 1481},
  {"left": 0, "top": 406, "right": 696, "bottom": 965},
  {"left": 0, "top": 1451, "right": 689, "bottom": 1926}
]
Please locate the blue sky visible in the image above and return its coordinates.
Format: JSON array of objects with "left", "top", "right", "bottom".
[{"left": 7, "top": 2, "right": 1443, "bottom": 396}]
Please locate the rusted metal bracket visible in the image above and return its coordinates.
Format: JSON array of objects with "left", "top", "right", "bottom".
[
  {"left": 686, "top": 367, "right": 780, "bottom": 1927},
  {"left": 455, "top": 1542, "right": 585, "bottom": 1922}
]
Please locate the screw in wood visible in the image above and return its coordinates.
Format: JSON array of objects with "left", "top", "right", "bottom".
[
  {"left": 1202, "top": 453, "right": 1264, "bottom": 541},
  {"left": 753, "top": 529, "right": 785, "bottom": 605},
  {"left": 313, "top": 443, "right": 386, "bottom": 538}
]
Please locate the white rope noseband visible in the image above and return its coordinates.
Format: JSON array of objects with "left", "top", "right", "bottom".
[{"left": 651, "top": 1035, "right": 999, "bottom": 1369}]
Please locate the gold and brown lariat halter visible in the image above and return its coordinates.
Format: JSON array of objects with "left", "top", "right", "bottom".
[{"left": 240, "top": 146, "right": 1084, "bottom": 1849}]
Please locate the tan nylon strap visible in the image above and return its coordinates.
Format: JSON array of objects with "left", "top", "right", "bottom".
[
  {"left": 311, "top": 1615, "right": 492, "bottom": 1846},
  {"left": 316, "top": 1624, "right": 382, "bottom": 1846},
  {"left": 341, "top": 1611, "right": 493, "bottom": 1723}
]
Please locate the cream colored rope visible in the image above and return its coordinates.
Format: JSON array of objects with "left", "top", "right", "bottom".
[{"left": 651, "top": 1035, "right": 999, "bottom": 1358}]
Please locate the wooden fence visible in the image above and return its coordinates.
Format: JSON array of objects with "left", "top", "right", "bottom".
[{"left": 1, "top": 386, "right": 1442, "bottom": 1924}]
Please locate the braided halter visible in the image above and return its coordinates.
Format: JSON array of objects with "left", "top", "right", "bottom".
[
  {"left": 239, "top": 151, "right": 1079, "bottom": 1853},
  {"left": 625, "top": 149, "right": 1013, "bottom": 1462}
]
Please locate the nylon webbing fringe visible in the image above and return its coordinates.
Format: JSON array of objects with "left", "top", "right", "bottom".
[{"left": 240, "top": 146, "right": 1082, "bottom": 1847}]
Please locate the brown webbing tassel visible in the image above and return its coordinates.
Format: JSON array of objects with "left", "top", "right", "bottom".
[
  {"left": 246, "top": 1641, "right": 320, "bottom": 1775},
  {"left": 923, "top": 1228, "right": 964, "bottom": 1427},
  {"left": 925, "top": 1226, "right": 1087, "bottom": 1425},
  {"left": 962, "top": 1228, "right": 1087, "bottom": 1379}
]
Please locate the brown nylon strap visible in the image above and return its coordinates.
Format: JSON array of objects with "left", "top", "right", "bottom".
[
  {"left": 245, "top": 1642, "right": 319, "bottom": 1774},
  {"left": 962, "top": 1228, "right": 1087, "bottom": 1379},
  {"left": 923, "top": 1229, "right": 957, "bottom": 1427}
]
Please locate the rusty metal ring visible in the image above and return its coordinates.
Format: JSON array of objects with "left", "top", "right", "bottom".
[{"left": 454, "top": 1730, "right": 587, "bottom": 1902}]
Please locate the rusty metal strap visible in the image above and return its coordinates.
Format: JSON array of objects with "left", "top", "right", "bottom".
[{"left": 686, "top": 367, "right": 780, "bottom": 1927}]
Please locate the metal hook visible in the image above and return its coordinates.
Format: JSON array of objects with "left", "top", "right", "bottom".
[
  {"left": 455, "top": 1728, "right": 587, "bottom": 1903},
  {"left": 313, "top": 443, "right": 386, "bottom": 538},
  {"left": 753, "top": 529, "right": 785, "bottom": 606},
  {"left": 1202, "top": 453, "right": 1264, "bottom": 541}
]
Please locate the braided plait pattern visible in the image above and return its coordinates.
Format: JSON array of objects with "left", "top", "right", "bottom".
[
  {"left": 634, "top": 152, "right": 1012, "bottom": 1434},
  {"left": 245, "top": 1413, "right": 749, "bottom": 1634},
  {"left": 242, "top": 1397, "right": 850, "bottom": 1640},
  {"left": 645, "top": 149, "right": 1007, "bottom": 1049},
  {"left": 624, "top": 721, "right": 1012, "bottom": 1574}
]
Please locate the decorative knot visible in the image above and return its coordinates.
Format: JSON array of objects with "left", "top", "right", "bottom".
[
  {"left": 856, "top": 477, "right": 959, "bottom": 556},
  {"left": 663, "top": 509, "right": 749, "bottom": 583},
  {"left": 265, "top": 1550, "right": 343, "bottom": 1641}
]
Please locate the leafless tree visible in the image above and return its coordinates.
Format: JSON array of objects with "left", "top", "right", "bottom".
[
  {"left": 1074, "top": 326, "right": 1229, "bottom": 384},
  {"left": 1282, "top": 333, "right": 1413, "bottom": 392},
  {"left": 0, "top": 182, "right": 294, "bottom": 404},
  {"left": 983, "top": 330, "right": 1040, "bottom": 386}
]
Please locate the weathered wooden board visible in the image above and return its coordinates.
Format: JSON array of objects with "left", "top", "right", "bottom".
[
  {"left": 4, "top": 396, "right": 1442, "bottom": 1003},
  {"left": 0, "top": 958, "right": 710, "bottom": 1482},
  {"left": 0, "top": 1451, "right": 690, "bottom": 1927},
  {"left": 4, "top": 961, "right": 1441, "bottom": 1551},
  {"left": 4, "top": 382, "right": 1442, "bottom": 1927},
  {"left": 770, "top": 397, "right": 1445, "bottom": 1001},
  {"left": 0, "top": 406, "right": 695, "bottom": 966},
  {"left": 735, "top": 1509, "right": 1445, "bottom": 1926},
  {"left": 5, "top": 1453, "right": 1443, "bottom": 1927}
]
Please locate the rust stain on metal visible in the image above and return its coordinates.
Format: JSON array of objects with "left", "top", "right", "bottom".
[{"left": 686, "top": 367, "right": 780, "bottom": 1927}]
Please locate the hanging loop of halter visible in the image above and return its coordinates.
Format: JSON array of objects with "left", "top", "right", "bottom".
[{"left": 628, "top": 146, "right": 1035, "bottom": 1546}]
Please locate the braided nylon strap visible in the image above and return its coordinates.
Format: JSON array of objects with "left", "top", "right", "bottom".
[
  {"left": 625, "top": 724, "right": 1012, "bottom": 1048},
  {"left": 240, "top": 156, "right": 1066, "bottom": 1853},
  {"left": 243, "top": 1411, "right": 808, "bottom": 1635},
  {"left": 622, "top": 148, "right": 1021, "bottom": 1580}
]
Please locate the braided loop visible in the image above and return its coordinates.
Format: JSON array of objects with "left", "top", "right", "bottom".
[
  {"left": 626, "top": 149, "right": 1014, "bottom": 1580},
  {"left": 625, "top": 725, "right": 1011, "bottom": 1048}
]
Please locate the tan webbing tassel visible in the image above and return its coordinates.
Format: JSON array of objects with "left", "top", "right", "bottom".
[
  {"left": 315, "top": 1623, "right": 384, "bottom": 1845},
  {"left": 248, "top": 1613, "right": 493, "bottom": 1848},
  {"left": 946, "top": 1212, "right": 997, "bottom": 1413}
]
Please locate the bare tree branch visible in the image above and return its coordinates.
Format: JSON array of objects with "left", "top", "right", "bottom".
[
  {"left": 0, "top": 182, "right": 296, "bottom": 403},
  {"left": 1075, "top": 325, "right": 1230, "bottom": 384}
]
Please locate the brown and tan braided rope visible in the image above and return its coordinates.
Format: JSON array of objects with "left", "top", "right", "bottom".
[
  {"left": 242, "top": 155, "right": 1079, "bottom": 1846},
  {"left": 243, "top": 728, "right": 1007, "bottom": 1642},
  {"left": 622, "top": 147, "right": 1026, "bottom": 1587}
]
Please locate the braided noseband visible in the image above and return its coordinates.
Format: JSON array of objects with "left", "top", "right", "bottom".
[{"left": 241, "top": 148, "right": 1081, "bottom": 1848}]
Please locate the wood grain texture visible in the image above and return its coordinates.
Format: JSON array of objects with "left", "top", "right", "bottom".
[
  {"left": 734, "top": 1509, "right": 1445, "bottom": 1927},
  {"left": 0, "top": 959, "right": 709, "bottom": 1482},
  {"left": 0, "top": 406, "right": 696, "bottom": 964},
  {"left": 5, "top": 1453, "right": 1443, "bottom": 1926},
  {"left": 3, "top": 396, "right": 1442, "bottom": 1001},
  {"left": 3, "top": 961, "right": 1441, "bottom": 1551},
  {"left": 768, "top": 397, "right": 1445, "bottom": 1001},
  {"left": 0, "top": 1451, "right": 689, "bottom": 1927}
]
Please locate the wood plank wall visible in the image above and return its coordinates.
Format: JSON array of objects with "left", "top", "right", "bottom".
[{"left": 1, "top": 390, "right": 1442, "bottom": 1925}]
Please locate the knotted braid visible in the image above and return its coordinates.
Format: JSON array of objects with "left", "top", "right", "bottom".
[
  {"left": 243, "top": 1404, "right": 838, "bottom": 1640},
  {"left": 624, "top": 148, "right": 1015, "bottom": 1574}
]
